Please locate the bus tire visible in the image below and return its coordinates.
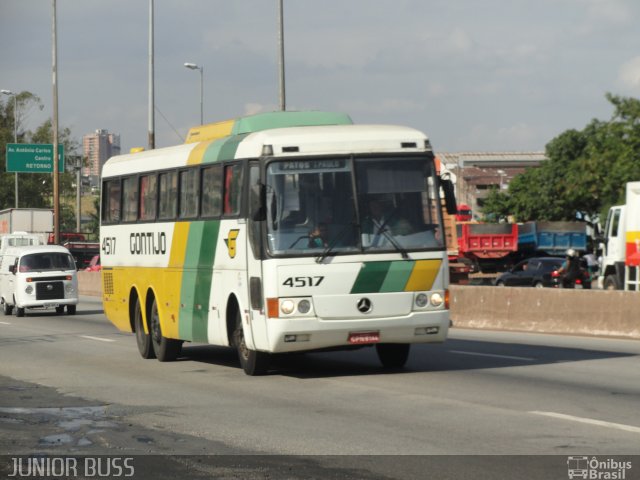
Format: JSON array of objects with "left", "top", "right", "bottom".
[
  {"left": 134, "top": 298, "right": 156, "bottom": 359},
  {"left": 149, "top": 298, "right": 182, "bottom": 362},
  {"left": 67, "top": 305, "right": 76, "bottom": 315},
  {"left": 56, "top": 306, "right": 65, "bottom": 314},
  {"left": 16, "top": 307, "right": 25, "bottom": 318},
  {"left": 376, "top": 343, "right": 410, "bottom": 369},
  {"left": 233, "top": 310, "right": 270, "bottom": 376},
  {"left": 3, "top": 302, "right": 12, "bottom": 316}
]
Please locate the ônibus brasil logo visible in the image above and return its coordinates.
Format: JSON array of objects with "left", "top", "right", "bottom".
[{"left": 567, "top": 456, "right": 632, "bottom": 479}]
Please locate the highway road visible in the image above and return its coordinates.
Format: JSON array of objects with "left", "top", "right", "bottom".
[{"left": 0, "top": 297, "right": 638, "bottom": 478}]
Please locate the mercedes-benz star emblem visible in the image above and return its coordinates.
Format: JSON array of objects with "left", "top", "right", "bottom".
[
  {"left": 46, "top": 284, "right": 53, "bottom": 291},
  {"left": 357, "top": 298, "right": 372, "bottom": 314}
]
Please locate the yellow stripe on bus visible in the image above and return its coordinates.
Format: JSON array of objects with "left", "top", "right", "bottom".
[
  {"left": 161, "top": 222, "right": 191, "bottom": 338},
  {"left": 170, "top": 223, "right": 191, "bottom": 267},
  {"left": 185, "top": 119, "right": 235, "bottom": 145},
  {"left": 187, "top": 139, "right": 214, "bottom": 165},
  {"left": 404, "top": 259, "right": 442, "bottom": 291}
]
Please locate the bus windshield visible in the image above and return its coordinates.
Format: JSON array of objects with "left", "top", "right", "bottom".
[{"left": 265, "top": 156, "right": 444, "bottom": 256}]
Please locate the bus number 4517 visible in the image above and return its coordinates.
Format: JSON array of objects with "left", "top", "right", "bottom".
[
  {"left": 283, "top": 276, "right": 324, "bottom": 288},
  {"left": 102, "top": 237, "right": 116, "bottom": 255}
]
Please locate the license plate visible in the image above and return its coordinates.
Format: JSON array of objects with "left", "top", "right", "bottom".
[{"left": 348, "top": 331, "right": 380, "bottom": 345}]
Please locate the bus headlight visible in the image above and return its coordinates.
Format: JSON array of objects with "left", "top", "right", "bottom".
[
  {"left": 430, "top": 292, "right": 444, "bottom": 307},
  {"left": 414, "top": 293, "right": 429, "bottom": 308},
  {"left": 280, "top": 299, "right": 295, "bottom": 315},
  {"left": 297, "top": 299, "right": 311, "bottom": 314},
  {"left": 65, "top": 284, "right": 75, "bottom": 295},
  {"left": 25, "top": 285, "right": 34, "bottom": 295}
]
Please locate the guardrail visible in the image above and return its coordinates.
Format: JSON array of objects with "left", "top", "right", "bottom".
[{"left": 77, "top": 273, "right": 639, "bottom": 339}]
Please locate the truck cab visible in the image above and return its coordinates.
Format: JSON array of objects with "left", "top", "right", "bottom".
[
  {"left": 0, "top": 245, "right": 79, "bottom": 317},
  {"left": 599, "top": 205, "right": 626, "bottom": 290}
]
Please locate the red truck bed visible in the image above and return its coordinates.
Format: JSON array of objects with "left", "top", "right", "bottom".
[{"left": 457, "top": 223, "right": 518, "bottom": 259}]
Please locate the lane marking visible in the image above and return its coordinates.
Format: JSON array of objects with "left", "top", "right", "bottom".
[
  {"left": 79, "top": 335, "right": 115, "bottom": 343},
  {"left": 0, "top": 321, "right": 11, "bottom": 325},
  {"left": 530, "top": 411, "right": 640, "bottom": 434},
  {"left": 449, "top": 350, "right": 535, "bottom": 362}
]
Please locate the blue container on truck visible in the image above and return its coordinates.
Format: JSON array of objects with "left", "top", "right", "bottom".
[{"left": 518, "top": 221, "right": 587, "bottom": 256}]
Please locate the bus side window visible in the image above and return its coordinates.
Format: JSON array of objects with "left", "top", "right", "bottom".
[
  {"left": 179, "top": 168, "right": 199, "bottom": 219},
  {"left": 158, "top": 171, "right": 178, "bottom": 220},
  {"left": 201, "top": 165, "right": 222, "bottom": 217},
  {"left": 139, "top": 174, "right": 158, "bottom": 221},
  {"left": 122, "top": 176, "right": 139, "bottom": 222},
  {"left": 223, "top": 164, "right": 243, "bottom": 216},
  {"left": 102, "top": 179, "right": 122, "bottom": 223}
]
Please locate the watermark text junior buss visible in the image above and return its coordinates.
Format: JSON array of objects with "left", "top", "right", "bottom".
[{"left": 8, "top": 457, "right": 134, "bottom": 477}]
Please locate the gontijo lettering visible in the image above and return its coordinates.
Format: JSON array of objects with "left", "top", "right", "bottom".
[{"left": 130, "top": 232, "right": 166, "bottom": 255}]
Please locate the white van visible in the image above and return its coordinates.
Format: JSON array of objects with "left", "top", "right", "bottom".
[{"left": 0, "top": 245, "right": 79, "bottom": 317}]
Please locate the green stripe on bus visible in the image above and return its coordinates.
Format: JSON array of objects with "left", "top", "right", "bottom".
[
  {"left": 350, "top": 262, "right": 391, "bottom": 294},
  {"left": 201, "top": 134, "right": 249, "bottom": 164},
  {"left": 179, "top": 221, "right": 220, "bottom": 342},
  {"left": 379, "top": 261, "right": 415, "bottom": 292},
  {"left": 192, "top": 221, "right": 219, "bottom": 341}
]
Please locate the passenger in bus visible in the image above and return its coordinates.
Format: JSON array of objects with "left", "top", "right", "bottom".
[{"left": 308, "top": 222, "right": 329, "bottom": 248}]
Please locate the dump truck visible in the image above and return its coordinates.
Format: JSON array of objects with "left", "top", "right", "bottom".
[
  {"left": 517, "top": 221, "right": 587, "bottom": 257},
  {"left": 457, "top": 222, "right": 519, "bottom": 275}
]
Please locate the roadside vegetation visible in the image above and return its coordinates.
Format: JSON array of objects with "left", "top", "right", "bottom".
[
  {"left": 481, "top": 94, "right": 640, "bottom": 223},
  {"left": 0, "top": 91, "right": 98, "bottom": 237}
]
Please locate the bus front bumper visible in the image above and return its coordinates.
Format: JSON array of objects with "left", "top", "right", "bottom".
[{"left": 262, "top": 310, "right": 450, "bottom": 353}]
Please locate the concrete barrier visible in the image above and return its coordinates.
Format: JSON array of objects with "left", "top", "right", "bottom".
[
  {"left": 450, "top": 285, "right": 640, "bottom": 339},
  {"left": 77, "top": 271, "right": 102, "bottom": 297},
  {"left": 77, "top": 274, "right": 639, "bottom": 339}
]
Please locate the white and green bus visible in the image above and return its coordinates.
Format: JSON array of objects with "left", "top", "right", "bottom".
[{"left": 100, "top": 111, "right": 457, "bottom": 375}]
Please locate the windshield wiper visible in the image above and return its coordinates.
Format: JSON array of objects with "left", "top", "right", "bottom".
[
  {"left": 316, "top": 223, "right": 357, "bottom": 264},
  {"left": 375, "top": 226, "right": 410, "bottom": 260}
]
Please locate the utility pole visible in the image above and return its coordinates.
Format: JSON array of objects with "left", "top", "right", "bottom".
[
  {"left": 52, "top": 0, "right": 60, "bottom": 244},
  {"left": 148, "top": 0, "right": 155, "bottom": 149},
  {"left": 278, "top": 0, "right": 286, "bottom": 111}
]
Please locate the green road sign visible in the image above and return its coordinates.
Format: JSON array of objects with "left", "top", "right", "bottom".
[{"left": 5, "top": 143, "right": 65, "bottom": 173}]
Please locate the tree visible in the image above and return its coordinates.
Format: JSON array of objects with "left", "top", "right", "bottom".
[
  {"left": 481, "top": 94, "right": 640, "bottom": 223},
  {"left": 1, "top": 92, "right": 81, "bottom": 219}
]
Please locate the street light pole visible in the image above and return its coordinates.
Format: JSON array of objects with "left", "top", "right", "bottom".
[
  {"left": 148, "top": 0, "right": 155, "bottom": 150},
  {"left": 277, "top": 0, "right": 286, "bottom": 111},
  {"left": 52, "top": 0, "right": 61, "bottom": 245},
  {"left": 1, "top": 89, "right": 19, "bottom": 208},
  {"left": 184, "top": 62, "right": 203, "bottom": 125},
  {"left": 75, "top": 157, "right": 81, "bottom": 232}
]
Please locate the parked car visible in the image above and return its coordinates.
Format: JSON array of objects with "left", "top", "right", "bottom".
[
  {"left": 495, "top": 257, "right": 564, "bottom": 287},
  {"left": 84, "top": 254, "right": 101, "bottom": 272}
]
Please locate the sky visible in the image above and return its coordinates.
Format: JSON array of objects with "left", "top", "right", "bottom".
[{"left": 2, "top": 0, "right": 640, "bottom": 156}]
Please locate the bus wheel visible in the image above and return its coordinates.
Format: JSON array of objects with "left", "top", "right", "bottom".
[
  {"left": 16, "top": 307, "right": 25, "bottom": 318},
  {"left": 134, "top": 298, "right": 156, "bottom": 359},
  {"left": 56, "top": 306, "right": 65, "bottom": 314},
  {"left": 149, "top": 298, "right": 182, "bottom": 362},
  {"left": 67, "top": 305, "right": 76, "bottom": 315},
  {"left": 376, "top": 343, "right": 410, "bottom": 369},
  {"left": 3, "top": 302, "right": 13, "bottom": 316},
  {"left": 233, "top": 310, "right": 270, "bottom": 376}
]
